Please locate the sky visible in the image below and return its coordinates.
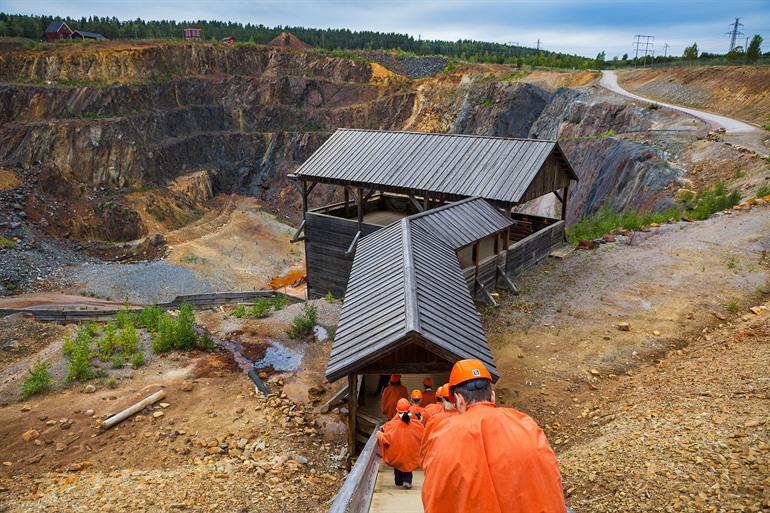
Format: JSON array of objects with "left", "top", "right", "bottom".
[{"left": 2, "top": 0, "right": 769, "bottom": 57}]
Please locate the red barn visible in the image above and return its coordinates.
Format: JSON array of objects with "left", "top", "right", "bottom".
[
  {"left": 222, "top": 36, "right": 236, "bottom": 45},
  {"left": 44, "top": 20, "right": 73, "bottom": 42},
  {"left": 183, "top": 27, "right": 202, "bottom": 40}
]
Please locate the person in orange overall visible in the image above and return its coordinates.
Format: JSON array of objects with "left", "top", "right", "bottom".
[
  {"left": 421, "top": 385, "right": 445, "bottom": 426},
  {"left": 421, "top": 359, "right": 567, "bottom": 513},
  {"left": 419, "top": 377, "right": 436, "bottom": 407},
  {"left": 420, "top": 383, "right": 457, "bottom": 463},
  {"left": 380, "top": 374, "right": 408, "bottom": 420},
  {"left": 377, "top": 398, "right": 424, "bottom": 489},
  {"left": 408, "top": 389, "right": 425, "bottom": 421}
]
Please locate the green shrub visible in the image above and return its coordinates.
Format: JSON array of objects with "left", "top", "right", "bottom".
[
  {"left": 117, "top": 324, "right": 139, "bottom": 354},
  {"left": 116, "top": 309, "right": 133, "bottom": 329},
  {"left": 271, "top": 294, "right": 289, "bottom": 310},
  {"left": 152, "top": 313, "right": 176, "bottom": 353},
  {"left": 107, "top": 378, "right": 118, "bottom": 389},
  {"left": 21, "top": 361, "right": 53, "bottom": 399},
  {"left": 287, "top": 303, "right": 318, "bottom": 339},
  {"left": 83, "top": 322, "right": 100, "bottom": 337},
  {"left": 757, "top": 183, "right": 770, "bottom": 198},
  {"left": 111, "top": 356, "right": 125, "bottom": 368},
  {"left": 232, "top": 304, "right": 246, "bottom": 318},
  {"left": 97, "top": 322, "right": 117, "bottom": 360},
  {"left": 0, "top": 237, "right": 17, "bottom": 249},
  {"left": 136, "top": 305, "right": 162, "bottom": 332},
  {"left": 66, "top": 340, "right": 95, "bottom": 382},
  {"left": 152, "top": 304, "right": 213, "bottom": 353},
  {"left": 684, "top": 182, "right": 741, "bottom": 221},
  {"left": 131, "top": 352, "right": 145, "bottom": 368},
  {"left": 324, "top": 291, "right": 335, "bottom": 302},
  {"left": 249, "top": 298, "right": 272, "bottom": 318},
  {"left": 726, "top": 300, "right": 740, "bottom": 314}
]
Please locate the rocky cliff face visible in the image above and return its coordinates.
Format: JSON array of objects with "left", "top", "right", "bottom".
[{"left": 0, "top": 44, "right": 414, "bottom": 241}]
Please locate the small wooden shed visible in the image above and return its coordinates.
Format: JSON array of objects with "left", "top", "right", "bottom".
[{"left": 44, "top": 20, "right": 73, "bottom": 42}]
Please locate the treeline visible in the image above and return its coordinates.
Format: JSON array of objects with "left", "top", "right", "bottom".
[{"left": 0, "top": 12, "right": 598, "bottom": 69}]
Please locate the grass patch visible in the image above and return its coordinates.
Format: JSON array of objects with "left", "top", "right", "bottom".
[
  {"left": 287, "top": 303, "right": 317, "bottom": 339},
  {"left": 111, "top": 356, "right": 125, "bottom": 369},
  {"left": 757, "top": 183, "right": 770, "bottom": 198},
  {"left": 0, "top": 237, "right": 17, "bottom": 249},
  {"left": 324, "top": 291, "right": 335, "bottom": 302},
  {"left": 726, "top": 300, "right": 740, "bottom": 314},
  {"left": 181, "top": 255, "right": 207, "bottom": 264},
  {"left": 135, "top": 305, "right": 163, "bottom": 332},
  {"left": 130, "top": 352, "right": 145, "bottom": 369},
  {"left": 107, "top": 378, "right": 118, "bottom": 389},
  {"left": 567, "top": 206, "right": 680, "bottom": 243},
  {"left": 232, "top": 304, "right": 246, "bottom": 318},
  {"left": 567, "top": 182, "right": 740, "bottom": 243},
  {"left": 249, "top": 298, "right": 272, "bottom": 318},
  {"left": 21, "top": 361, "right": 53, "bottom": 399}
]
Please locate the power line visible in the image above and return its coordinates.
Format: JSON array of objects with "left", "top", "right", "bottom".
[{"left": 726, "top": 17, "right": 744, "bottom": 52}]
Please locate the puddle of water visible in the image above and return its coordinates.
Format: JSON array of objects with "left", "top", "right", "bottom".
[{"left": 254, "top": 340, "right": 303, "bottom": 372}]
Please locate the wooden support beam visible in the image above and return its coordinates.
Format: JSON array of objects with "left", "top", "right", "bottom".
[
  {"left": 290, "top": 219, "right": 306, "bottom": 243},
  {"left": 472, "top": 242, "right": 479, "bottom": 298},
  {"left": 475, "top": 279, "right": 498, "bottom": 306},
  {"left": 345, "top": 230, "right": 361, "bottom": 255},
  {"left": 408, "top": 194, "right": 424, "bottom": 213},
  {"left": 347, "top": 373, "right": 358, "bottom": 470},
  {"left": 562, "top": 183, "right": 570, "bottom": 223},
  {"left": 423, "top": 194, "right": 429, "bottom": 211},
  {"left": 497, "top": 265, "right": 519, "bottom": 295},
  {"left": 357, "top": 187, "right": 364, "bottom": 227},
  {"left": 344, "top": 188, "right": 350, "bottom": 218},
  {"left": 301, "top": 180, "right": 308, "bottom": 214}
]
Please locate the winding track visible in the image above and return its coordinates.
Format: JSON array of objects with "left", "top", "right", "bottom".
[{"left": 599, "top": 70, "right": 759, "bottom": 134}]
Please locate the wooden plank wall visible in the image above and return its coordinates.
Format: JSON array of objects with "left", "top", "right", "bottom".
[
  {"left": 518, "top": 153, "right": 572, "bottom": 204},
  {"left": 305, "top": 212, "right": 381, "bottom": 299},
  {"left": 460, "top": 220, "right": 566, "bottom": 301}
]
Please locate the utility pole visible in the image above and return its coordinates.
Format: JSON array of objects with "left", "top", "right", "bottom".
[
  {"left": 633, "top": 35, "right": 654, "bottom": 68},
  {"left": 663, "top": 42, "right": 670, "bottom": 58},
  {"left": 536, "top": 39, "right": 540, "bottom": 51},
  {"left": 726, "top": 17, "right": 744, "bottom": 52}
]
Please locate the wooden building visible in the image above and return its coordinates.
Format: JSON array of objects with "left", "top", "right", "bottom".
[
  {"left": 183, "top": 27, "right": 202, "bottom": 40},
  {"left": 291, "top": 129, "right": 578, "bottom": 458},
  {"left": 44, "top": 20, "right": 73, "bottom": 42},
  {"left": 291, "top": 129, "right": 577, "bottom": 300}
]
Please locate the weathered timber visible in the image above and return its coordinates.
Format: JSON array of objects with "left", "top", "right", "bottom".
[{"left": 327, "top": 423, "right": 382, "bottom": 513}]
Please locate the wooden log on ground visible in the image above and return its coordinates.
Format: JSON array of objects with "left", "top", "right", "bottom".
[{"left": 102, "top": 390, "right": 166, "bottom": 430}]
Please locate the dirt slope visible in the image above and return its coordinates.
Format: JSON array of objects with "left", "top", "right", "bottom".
[{"left": 617, "top": 66, "right": 770, "bottom": 127}]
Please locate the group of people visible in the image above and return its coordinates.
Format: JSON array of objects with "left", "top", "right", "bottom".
[{"left": 375, "top": 360, "right": 568, "bottom": 513}]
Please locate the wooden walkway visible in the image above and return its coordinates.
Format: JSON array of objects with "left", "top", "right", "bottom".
[{"left": 368, "top": 463, "right": 424, "bottom": 513}]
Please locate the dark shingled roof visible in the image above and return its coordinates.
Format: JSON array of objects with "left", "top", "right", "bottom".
[
  {"left": 408, "top": 197, "right": 513, "bottom": 250},
  {"left": 45, "top": 20, "right": 69, "bottom": 33},
  {"left": 325, "top": 216, "right": 498, "bottom": 382},
  {"left": 294, "top": 129, "right": 577, "bottom": 205},
  {"left": 72, "top": 30, "right": 106, "bottom": 40}
]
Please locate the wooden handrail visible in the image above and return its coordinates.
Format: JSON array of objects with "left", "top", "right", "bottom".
[{"left": 328, "top": 423, "right": 383, "bottom": 513}]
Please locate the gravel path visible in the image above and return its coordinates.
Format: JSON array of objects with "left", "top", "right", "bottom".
[
  {"left": 70, "top": 261, "right": 219, "bottom": 304},
  {"left": 600, "top": 70, "right": 759, "bottom": 134}
]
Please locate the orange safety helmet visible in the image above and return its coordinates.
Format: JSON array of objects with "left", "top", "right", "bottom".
[
  {"left": 441, "top": 382, "right": 455, "bottom": 403},
  {"left": 396, "top": 398, "right": 410, "bottom": 413},
  {"left": 410, "top": 389, "right": 423, "bottom": 401},
  {"left": 423, "top": 377, "right": 433, "bottom": 387},
  {"left": 435, "top": 385, "right": 445, "bottom": 398},
  {"left": 449, "top": 359, "right": 492, "bottom": 390},
  {"left": 389, "top": 374, "right": 401, "bottom": 383}
]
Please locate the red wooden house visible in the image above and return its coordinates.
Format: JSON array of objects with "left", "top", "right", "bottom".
[
  {"left": 44, "top": 20, "right": 73, "bottom": 42},
  {"left": 183, "top": 27, "right": 202, "bottom": 40}
]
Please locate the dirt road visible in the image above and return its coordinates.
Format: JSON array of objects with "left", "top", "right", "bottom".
[{"left": 600, "top": 70, "right": 760, "bottom": 134}]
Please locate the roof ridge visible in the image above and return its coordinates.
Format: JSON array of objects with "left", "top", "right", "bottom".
[
  {"left": 400, "top": 219, "right": 421, "bottom": 334},
  {"left": 335, "top": 127, "right": 557, "bottom": 144}
]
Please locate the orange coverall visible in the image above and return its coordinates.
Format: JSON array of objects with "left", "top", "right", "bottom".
[
  {"left": 421, "top": 402, "right": 443, "bottom": 425},
  {"left": 380, "top": 384, "right": 408, "bottom": 419},
  {"left": 420, "top": 408, "right": 457, "bottom": 463},
  {"left": 419, "top": 389, "right": 436, "bottom": 407},
  {"left": 377, "top": 414, "right": 424, "bottom": 473},
  {"left": 421, "top": 402, "right": 567, "bottom": 513}
]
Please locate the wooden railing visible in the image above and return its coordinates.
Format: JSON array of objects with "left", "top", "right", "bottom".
[{"left": 328, "top": 423, "right": 382, "bottom": 513}]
